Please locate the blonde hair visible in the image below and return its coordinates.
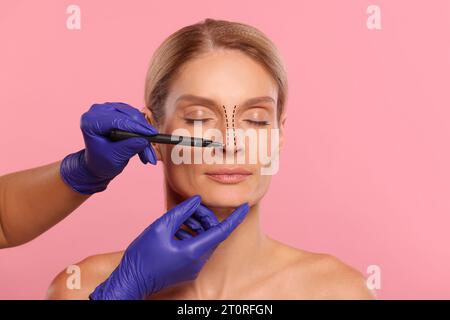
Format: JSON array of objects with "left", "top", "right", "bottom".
[{"left": 144, "top": 18, "right": 288, "bottom": 125}]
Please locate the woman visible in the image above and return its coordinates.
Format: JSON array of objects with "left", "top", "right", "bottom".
[{"left": 48, "top": 18, "right": 375, "bottom": 299}]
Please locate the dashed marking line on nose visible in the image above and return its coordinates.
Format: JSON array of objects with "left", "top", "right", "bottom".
[
  {"left": 222, "top": 105, "right": 237, "bottom": 147},
  {"left": 222, "top": 105, "right": 230, "bottom": 146},
  {"left": 232, "top": 105, "right": 237, "bottom": 146}
]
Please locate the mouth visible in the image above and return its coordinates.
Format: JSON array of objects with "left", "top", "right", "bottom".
[{"left": 204, "top": 167, "right": 252, "bottom": 184}]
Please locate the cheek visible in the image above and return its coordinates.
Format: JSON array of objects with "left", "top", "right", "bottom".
[
  {"left": 251, "top": 174, "right": 272, "bottom": 201},
  {"left": 245, "top": 170, "right": 274, "bottom": 199},
  {"left": 160, "top": 145, "right": 200, "bottom": 184},
  {"left": 163, "top": 160, "right": 198, "bottom": 197},
  {"left": 159, "top": 144, "right": 171, "bottom": 163},
  {"left": 240, "top": 127, "right": 278, "bottom": 166}
]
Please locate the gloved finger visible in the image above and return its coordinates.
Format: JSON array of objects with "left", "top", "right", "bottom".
[
  {"left": 81, "top": 104, "right": 158, "bottom": 137},
  {"left": 175, "top": 229, "right": 193, "bottom": 240},
  {"left": 109, "top": 102, "right": 158, "bottom": 135},
  {"left": 111, "top": 103, "right": 159, "bottom": 139},
  {"left": 138, "top": 150, "right": 148, "bottom": 164},
  {"left": 111, "top": 116, "right": 157, "bottom": 136},
  {"left": 192, "top": 204, "right": 220, "bottom": 230},
  {"left": 183, "top": 202, "right": 249, "bottom": 254},
  {"left": 138, "top": 146, "right": 157, "bottom": 165},
  {"left": 111, "top": 103, "right": 149, "bottom": 124},
  {"left": 184, "top": 217, "right": 205, "bottom": 234},
  {"left": 165, "top": 195, "right": 202, "bottom": 235},
  {"left": 109, "top": 137, "right": 152, "bottom": 162},
  {"left": 89, "top": 103, "right": 115, "bottom": 112},
  {"left": 145, "top": 146, "right": 157, "bottom": 165},
  {"left": 175, "top": 204, "right": 217, "bottom": 239},
  {"left": 81, "top": 111, "right": 155, "bottom": 137}
]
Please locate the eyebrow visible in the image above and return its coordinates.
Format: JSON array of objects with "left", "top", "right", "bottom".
[{"left": 175, "top": 94, "right": 276, "bottom": 108}]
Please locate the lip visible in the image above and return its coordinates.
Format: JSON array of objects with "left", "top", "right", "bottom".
[{"left": 205, "top": 167, "right": 252, "bottom": 184}]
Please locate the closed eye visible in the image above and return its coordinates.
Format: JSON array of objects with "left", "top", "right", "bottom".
[
  {"left": 184, "top": 118, "right": 213, "bottom": 125},
  {"left": 244, "top": 120, "right": 270, "bottom": 126}
]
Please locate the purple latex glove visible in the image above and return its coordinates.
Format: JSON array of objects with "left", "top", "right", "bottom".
[
  {"left": 89, "top": 195, "right": 250, "bottom": 300},
  {"left": 60, "top": 102, "right": 158, "bottom": 194}
]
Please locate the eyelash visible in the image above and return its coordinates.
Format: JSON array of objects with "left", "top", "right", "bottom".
[
  {"left": 244, "top": 120, "right": 270, "bottom": 127},
  {"left": 184, "top": 118, "right": 212, "bottom": 125},
  {"left": 184, "top": 119, "right": 270, "bottom": 127}
]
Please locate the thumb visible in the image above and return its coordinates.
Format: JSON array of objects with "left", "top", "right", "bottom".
[{"left": 184, "top": 202, "right": 250, "bottom": 254}]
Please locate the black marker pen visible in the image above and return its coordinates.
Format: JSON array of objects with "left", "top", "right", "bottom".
[{"left": 108, "top": 129, "right": 223, "bottom": 148}]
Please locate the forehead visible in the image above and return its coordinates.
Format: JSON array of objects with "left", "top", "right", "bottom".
[{"left": 166, "top": 49, "right": 278, "bottom": 107}]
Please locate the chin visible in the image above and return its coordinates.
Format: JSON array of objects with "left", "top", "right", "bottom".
[{"left": 198, "top": 189, "right": 254, "bottom": 209}]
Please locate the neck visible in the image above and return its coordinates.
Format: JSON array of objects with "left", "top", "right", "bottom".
[{"left": 165, "top": 190, "right": 269, "bottom": 298}]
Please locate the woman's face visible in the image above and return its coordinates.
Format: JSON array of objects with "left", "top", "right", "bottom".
[{"left": 150, "top": 49, "right": 285, "bottom": 209}]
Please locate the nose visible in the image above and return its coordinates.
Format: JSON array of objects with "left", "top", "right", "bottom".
[
  {"left": 220, "top": 104, "right": 237, "bottom": 148},
  {"left": 215, "top": 126, "right": 244, "bottom": 157},
  {"left": 211, "top": 104, "right": 245, "bottom": 158}
]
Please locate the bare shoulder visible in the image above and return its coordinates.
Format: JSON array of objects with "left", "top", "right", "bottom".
[
  {"left": 46, "top": 251, "right": 124, "bottom": 300},
  {"left": 268, "top": 239, "right": 376, "bottom": 299},
  {"left": 305, "top": 252, "right": 376, "bottom": 299}
]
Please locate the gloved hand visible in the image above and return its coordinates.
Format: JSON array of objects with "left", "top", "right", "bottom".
[
  {"left": 60, "top": 102, "right": 158, "bottom": 194},
  {"left": 89, "top": 195, "right": 250, "bottom": 300}
]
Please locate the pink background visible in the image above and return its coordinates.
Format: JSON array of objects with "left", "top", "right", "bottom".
[{"left": 1, "top": 0, "right": 450, "bottom": 299}]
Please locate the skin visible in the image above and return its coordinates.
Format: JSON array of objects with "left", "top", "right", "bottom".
[
  {"left": 0, "top": 161, "right": 90, "bottom": 248},
  {"left": 47, "top": 49, "right": 376, "bottom": 299}
]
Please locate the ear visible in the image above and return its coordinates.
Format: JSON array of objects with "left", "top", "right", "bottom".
[
  {"left": 140, "top": 107, "right": 163, "bottom": 161},
  {"left": 278, "top": 111, "right": 287, "bottom": 151}
]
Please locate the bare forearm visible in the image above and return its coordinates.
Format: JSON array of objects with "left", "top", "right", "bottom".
[{"left": 0, "top": 161, "right": 90, "bottom": 248}]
